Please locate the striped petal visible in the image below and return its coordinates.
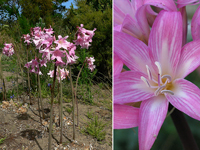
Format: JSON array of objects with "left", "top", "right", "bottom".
[
  {"left": 114, "top": 30, "right": 152, "bottom": 74},
  {"left": 121, "top": 14, "right": 146, "bottom": 43},
  {"left": 148, "top": 11, "right": 182, "bottom": 78},
  {"left": 191, "top": 5, "right": 200, "bottom": 40},
  {"left": 114, "top": 53, "right": 123, "bottom": 76},
  {"left": 114, "top": 71, "right": 154, "bottom": 104},
  {"left": 177, "top": 0, "right": 200, "bottom": 8},
  {"left": 114, "top": 104, "right": 139, "bottom": 129},
  {"left": 144, "top": 0, "right": 177, "bottom": 11},
  {"left": 139, "top": 95, "right": 168, "bottom": 150},
  {"left": 175, "top": 39, "right": 200, "bottom": 78},
  {"left": 166, "top": 79, "right": 200, "bottom": 121}
]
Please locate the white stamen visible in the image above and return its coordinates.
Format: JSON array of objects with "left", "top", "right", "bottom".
[
  {"left": 146, "top": 65, "right": 152, "bottom": 80},
  {"left": 141, "top": 76, "right": 159, "bottom": 89},
  {"left": 154, "top": 85, "right": 166, "bottom": 96},
  {"left": 161, "top": 75, "right": 172, "bottom": 82},
  {"left": 161, "top": 90, "right": 174, "bottom": 95},
  {"left": 155, "top": 61, "right": 162, "bottom": 76},
  {"left": 141, "top": 76, "right": 151, "bottom": 87}
]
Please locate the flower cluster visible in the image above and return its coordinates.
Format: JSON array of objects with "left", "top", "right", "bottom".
[
  {"left": 23, "top": 24, "right": 96, "bottom": 77},
  {"left": 74, "top": 24, "right": 96, "bottom": 49},
  {"left": 85, "top": 57, "right": 96, "bottom": 72},
  {"left": 114, "top": 0, "right": 200, "bottom": 149},
  {"left": 47, "top": 68, "right": 69, "bottom": 82},
  {"left": 2, "top": 43, "right": 14, "bottom": 57}
]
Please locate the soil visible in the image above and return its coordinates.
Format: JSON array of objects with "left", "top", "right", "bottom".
[{"left": 0, "top": 71, "right": 112, "bottom": 150}]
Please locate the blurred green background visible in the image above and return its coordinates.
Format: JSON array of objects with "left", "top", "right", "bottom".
[{"left": 114, "top": 4, "right": 200, "bottom": 150}]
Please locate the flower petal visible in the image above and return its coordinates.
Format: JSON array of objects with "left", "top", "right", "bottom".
[
  {"left": 148, "top": 11, "right": 182, "bottom": 78},
  {"left": 144, "top": 0, "right": 177, "bottom": 11},
  {"left": 175, "top": 39, "right": 200, "bottom": 78},
  {"left": 166, "top": 78, "right": 200, "bottom": 121},
  {"left": 114, "top": 104, "right": 139, "bottom": 129},
  {"left": 177, "top": 0, "right": 200, "bottom": 8},
  {"left": 114, "top": 71, "right": 154, "bottom": 104},
  {"left": 139, "top": 95, "right": 168, "bottom": 150},
  {"left": 114, "top": 30, "right": 152, "bottom": 74},
  {"left": 114, "top": 53, "right": 123, "bottom": 76},
  {"left": 191, "top": 5, "right": 200, "bottom": 41},
  {"left": 114, "top": 0, "right": 135, "bottom": 26},
  {"left": 121, "top": 14, "right": 146, "bottom": 43}
]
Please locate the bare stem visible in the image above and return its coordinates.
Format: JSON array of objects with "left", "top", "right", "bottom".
[
  {"left": 58, "top": 68, "right": 63, "bottom": 144},
  {"left": 169, "top": 103, "right": 199, "bottom": 150},
  {"left": 74, "top": 61, "right": 85, "bottom": 126},
  {"left": 69, "top": 66, "right": 75, "bottom": 140},
  {"left": 38, "top": 74, "right": 45, "bottom": 119},
  {"left": 26, "top": 45, "right": 31, "bottom": 104},
  {"left": 48, "top": 62, "right": 57, "bottom": 150}
]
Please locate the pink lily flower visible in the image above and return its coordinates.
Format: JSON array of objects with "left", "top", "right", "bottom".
[
  {"left": 54, "top": 35, "right": 70, "bottom": 50},
  {"left": 85, "top": 57, "right": 96, "bottom": 72},
  {"left": 2, "top": 43, "right": 14, "bottom": 57},
  {"left": 114, "top": 0, "right": 177, "bottom": 44},
  {"left": 114, "top": 11, "right": 200, "bottom": 150}
]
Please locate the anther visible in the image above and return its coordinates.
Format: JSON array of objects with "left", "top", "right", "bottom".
[
  {"left": 161, "top": 90, "right": 174, "bottom": 95},
  {"left": 155, "top": 61, "right": 162, "bottom": 76},
  {"left": 141, "top": 76, "right": 151, "bottom": 87},
  {"left": 154, "top": 85, "right": 166, "bottom": 96},
  {"left": 146, "top": 65, "right": 152, "bottom": 80},
  {"left": 161, "top": 75, "right": 172, "bottom": 82}
]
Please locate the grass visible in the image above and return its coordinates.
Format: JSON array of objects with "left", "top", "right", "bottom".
[
  {"left": 6, "top": 75, "right": 15, "bottom": 82},
  {"left": 0, "top": 137, "right": 6, "bottom": 145},
  {"left": 82, "top": 115, "right": 106, "bottom": 141}
]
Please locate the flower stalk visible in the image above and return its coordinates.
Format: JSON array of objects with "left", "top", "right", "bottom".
[
  {"left": 48, "top": 61, "right": 57, "bottom": 150},
  {"left": 69, "top": 66, "right": 75, "bottom": 140},
  {"left": 169, "top": 104, "right": 199, "bottom": 150}
]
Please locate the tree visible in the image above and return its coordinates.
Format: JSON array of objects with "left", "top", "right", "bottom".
[{"left": 63, "top": 0, "right": 112, "bottom": 78}]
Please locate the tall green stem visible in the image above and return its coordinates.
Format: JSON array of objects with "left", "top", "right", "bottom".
[
  {"left": 69, "top": 66, "right": 75, "bottom": 140},
  {"left": 48, "top": 62, "right": 57, "bottom": 150},
  {"left": 169, "top": 104, "right": 199, "bottom": 150}
]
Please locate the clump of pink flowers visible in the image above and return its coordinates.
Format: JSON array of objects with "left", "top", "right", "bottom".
[
  {"left": 47, "top": 68, "right": 69, "bottom": 82},
  {"left": 23, "top": 24, "right": 96, "bottom": 77},
  {"left": 74, "top": 24, "right": 96, "bottom": 49},
  {"left": 85, "top": 57, "right": 96, "bottom": 72},
  {"left": 2, "top": 43, "right": 14, "bottom": 57}
]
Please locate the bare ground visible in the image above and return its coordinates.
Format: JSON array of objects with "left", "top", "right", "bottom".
[{"left": 0, "top": 71, "right": 112, "bottom": 150}]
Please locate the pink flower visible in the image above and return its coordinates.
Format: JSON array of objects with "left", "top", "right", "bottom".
[
  {"left": 74, "top": 24, "right": 96, "bottom": 49},
  {"left": 114, "top": 0, "right": 177, "bottom": 44},
  {"left": 54, "top": 35, "right": 70, "bottom": 50},
  {"left": 47, "top": 68, "right": 69, "bottom": 82},
  {"left": 25, "top": 58, "right": 43, "bottom": 75},
  {"left": 23, "top": 34, "right": 32, "bottom": 45},
  {"left": 66, "top": 53, "right": 79, "bottom": 65},
  {"left": 85, "top": 57, "right": 96, "bottom": 72},
  {"left": 2, "top": 43, "right": 14, "bottom": 57},
  {"left": 51, "top": 48, "right": 65, "bottom": 66},
  {"left": 44, "top": 26, "right": 54, "bottom": 35},
  {"left": 114, "top": 11, "right": 200, "bottom": 150}
]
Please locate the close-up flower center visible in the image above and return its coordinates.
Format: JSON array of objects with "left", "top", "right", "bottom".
[{"left": 141, "top": 61, "right": 174, "bottom": 96}]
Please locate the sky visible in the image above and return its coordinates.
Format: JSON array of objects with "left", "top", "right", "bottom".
[{"left": 61, "top": 0, "right": 77, "bottom": 8}]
